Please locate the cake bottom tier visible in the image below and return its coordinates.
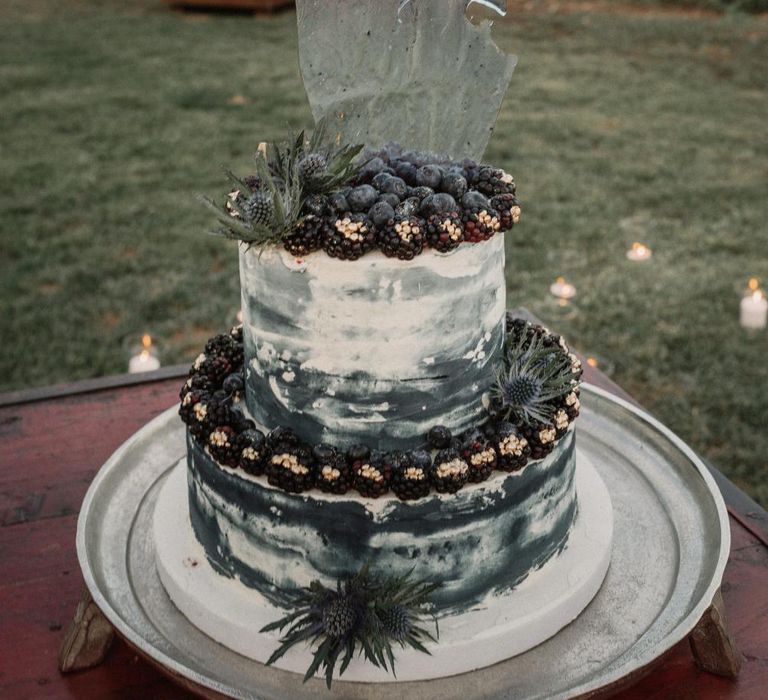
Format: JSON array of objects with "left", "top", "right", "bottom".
[
  {"left": 154, "top": 452, "right": 613, "bottom": 682},
  {"left": 186, "top": 428, "right": 578, "bottom": 611}
]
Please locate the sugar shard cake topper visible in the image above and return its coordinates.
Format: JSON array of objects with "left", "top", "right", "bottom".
[{"left": 296, "top": 0, "right": 516, "bottom": 160}]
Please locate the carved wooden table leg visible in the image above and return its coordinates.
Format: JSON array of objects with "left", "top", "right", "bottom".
[
  {"left": 59, "top": 589, "right": 115, "bottom": 673},
  {"left": 689, "top": 588, "right": 742, "bottom": 678}
]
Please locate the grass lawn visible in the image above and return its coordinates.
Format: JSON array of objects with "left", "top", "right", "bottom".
[{"left": 1, "top": 1, "right": 766, "bottom": 504}]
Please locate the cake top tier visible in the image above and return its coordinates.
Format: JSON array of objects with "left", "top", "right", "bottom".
[{"left": 203, "top": 131, "right": 521, "bottom": 263}]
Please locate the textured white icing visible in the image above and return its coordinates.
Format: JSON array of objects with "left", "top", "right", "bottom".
[{"left": 240, "top": 237, "right": 506, "bottom": 449}]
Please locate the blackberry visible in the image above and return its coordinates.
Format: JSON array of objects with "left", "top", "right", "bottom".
[
  {"left": 560, "top": 388, "right": 581, "bottom": 422},
  {"left": 315, "top": 445, "right": 352, "bottom": 495},
  {"left": 368, "top": 201, "right": 395, "bottom": 228},
  {"left": 491, "top": 193, "right": 521, "bottom": 231},
  {"left": 239, "top": 429, "right": 268, "bottom": 475},
  {"left": 416, "top": 165, "right": 443, "bottom": 189},
  {"left": 205, "top": 333, "right": 244, "bottom": 368},
  {"left": 302, "top": 194, "right": 328, "bottom": 218},
  {"left": 493, "top": 422, "right": 531, "bottom": 472},
  {"left": 188, "top": 393, "right": 233, "bottom": 440},
  {"left": 426, "top": 425, "right": 452, "bottom": 449},
  {"left": 460, "top": 430, "right": 497, "bottom": 483},
  {"left": 378, "top": 215, "right": 425, "bottom": 260},
  {"left": 347, "top": 185, "right": 379, "bottom": 212},
  {"left": 180, "top": 373, "right": 215, "bottom": 401},
  {"left": 179, "top": 388, "right": 210, "bottom": 425},
  {"left": 419, "top": 193, "right": 458, "bottom": 218},
  {"left": 425, "top": 213, "right": 464, "bottom": 253},
  {"left": 462, "top": 206, "right": 501, "bottom": 243},
  {"left": 198, "top": 355, "right": 234, "bottom": 385},
  {"left": 352, "top": 452, "right": 390, "bottom": 498},
  {"left": 440, "top": 171, "right": 468, "bottom": 200},
  {"left": 429, "top": 449, "right": 469, "bottom": 494},
  {"left": 242, "top": 190, "right": 274, "bottom": 227},
  {"left": 297, "top": 152, "right": 327, "bottom": 185},
  {"left": 228, "top": 407, "right": 255, "bottom": 433},
  {"left": 207, "top": 425, "right": 241, "bottom": 468},
  {"left": 553, "top": 407, "right": 571, "bottom": 439},
  {"left": 323, "top": 214, "right": 375, "bottom": 260},
  {"left": 266, "top": 442, "right": 315, "bottom": 493},
  {"left": 229, "top": 323, "right": 243, "bottom": 343},
  {"left": 390, "top": 452, "right": 431, "bottom": 501},
  {"left": 521, "top": 422, "right": 558, "bottom": 460},
  {"left": 474, "top": 166, "right": 516, "bottom": 197},
  {"left": 266, "top": 426, "right": 299, "bottom": 450},
  {"left": 283, "top": 215, "right": 324, "bottom": 256}
]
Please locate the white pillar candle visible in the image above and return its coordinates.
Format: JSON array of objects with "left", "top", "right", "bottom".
[
  {"left": 740, "top": 290, "right": 767, "bottom": 330},
  {"left": 128, "top": 334, "right": 161, "bottom": 373},
  {"left": 549, "top": 277, "right": 577, "bottom": 300},
  {"left": 626, "top": 242, "right": 652, "bottom": 262}
]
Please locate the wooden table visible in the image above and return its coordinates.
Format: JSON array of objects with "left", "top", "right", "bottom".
[{"left": 1, "top": 364, "right": 767, "bottom": 699}]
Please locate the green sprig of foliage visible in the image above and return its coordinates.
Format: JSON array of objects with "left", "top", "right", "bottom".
[{"left": 260, "top": 564, "right": 440, "bottom": 688}]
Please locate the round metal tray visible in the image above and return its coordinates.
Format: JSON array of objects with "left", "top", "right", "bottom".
[{"left": 76, "top": 385, "right": 730, "bottom": 699}]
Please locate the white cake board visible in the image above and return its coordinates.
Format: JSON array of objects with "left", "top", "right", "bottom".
[{"left": 153, "top": 449, "right": 613, "bottom": 683}]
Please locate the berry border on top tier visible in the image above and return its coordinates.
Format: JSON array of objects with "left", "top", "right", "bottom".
[
  {"left": 205, "top": 130, "right": 521, "bottom": 262},
  {"left": 178, "top": 316, "right": 582, "bottom": 502}
]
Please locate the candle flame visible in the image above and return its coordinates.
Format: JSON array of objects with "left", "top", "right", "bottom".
[
  {"left": 748, "top": 278, "right": 759, "bottom": 292},
  {"left": 632, "top": 242, "right": 648, "bottom": 254},
  {"left": 556, "top": 276, "right": 566, "bottom": 285},
  {"left": 141, "top": 334, "right": 152, "bottom": 349},
  {"left": 586, "top": 356, "right": 598, "bottom": 368}
]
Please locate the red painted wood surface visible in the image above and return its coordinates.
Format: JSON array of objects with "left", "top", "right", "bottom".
[{"left": 1, "top": 368, "right": 767, "bottom": 699}]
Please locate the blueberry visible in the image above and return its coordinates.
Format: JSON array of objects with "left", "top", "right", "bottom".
[
  {"left": 416, "top": 165, "right": 443, "bottom": 189},
  {"left": 377, "top": 193, "right": 401, "bottom": 208},
  {"left": 230, "top": 409, "right": 256, "bottom": 433},
  {"left": 371, "top": 172, "right": 392, "bottom": 191},
  {"left": 328, "top": 192, "right": 349, "bottom": 213},
  {"left": 419, "top": 193, "right": 458, "bottom": 217},
  {"left": 394, "top": 161, "right": 418, "bottom": 185},
  {"left": 381, "top": 176, "right": 407, "bottom": 199},
  {"left": 411, "top": 186, "right": 434, "bottom": 201},
  {"left": 222, "top": 373, "right": 244, "bottom": 395},
  {"left": 303, "top": 194, "right": 328, "bottom": 217},
  {"left": 241, "top": 428, "right": 266, "bottom": 446},
  {"left": 267, "top": 426, "right": 297, "bottom": 448},
  {"left": 312, "top": 443, "right": 337, "bottom": 463},
  {"left": 395, "top": 198, "right": 419, "bottom": 217},
  {"left": 427, "top": 425, "right": 453, "bottom": 449},
  {"left": 359, "top": 157, "right": 386, "bottom": 181},
  {"left": 368, "top": 201, "right": 395, "bottom": 227},
  {"left": 409, "top": 449, "right": 433, "bottom": 471},
  {"left": 462, "top": 190, "right": 490, "bottom": 210},
  {"left": 347, "top": 444, "right": 371, "bottom": 462},
  {"left": 347, "top": 185, "right": 379, "bottom": 212},
  {"left": 441, "top": 172, "right": 468, "bottom": 200}
]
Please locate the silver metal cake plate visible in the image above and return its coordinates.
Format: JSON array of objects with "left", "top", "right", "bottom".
[{"left": 76, "top": 385, "right": 730, "bottom": 700}]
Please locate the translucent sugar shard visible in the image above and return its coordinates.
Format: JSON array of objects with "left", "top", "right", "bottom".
[{"left": 296, "top": 0, "right": 517, "bottom": 161}]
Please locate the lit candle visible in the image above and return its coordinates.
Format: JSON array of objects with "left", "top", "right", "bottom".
[
  {"left": 740, "top": 279, "right": 767, "bottom": 330},
  {"left": 626, "top": 242, "right": 652, "bottom": 262},
  {"left": 128, "top": 334, "right": 161, "bottom": 373},
  {"left": 586, "top": 356, "right": 599, "bottom": 368},
  {"left": 549, "top": 276, "right": 577, "bottom": 300}
]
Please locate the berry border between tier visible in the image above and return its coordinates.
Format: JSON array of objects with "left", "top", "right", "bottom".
[{"left": 178, "top": 316, "right": 582, "bottom": 501}]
